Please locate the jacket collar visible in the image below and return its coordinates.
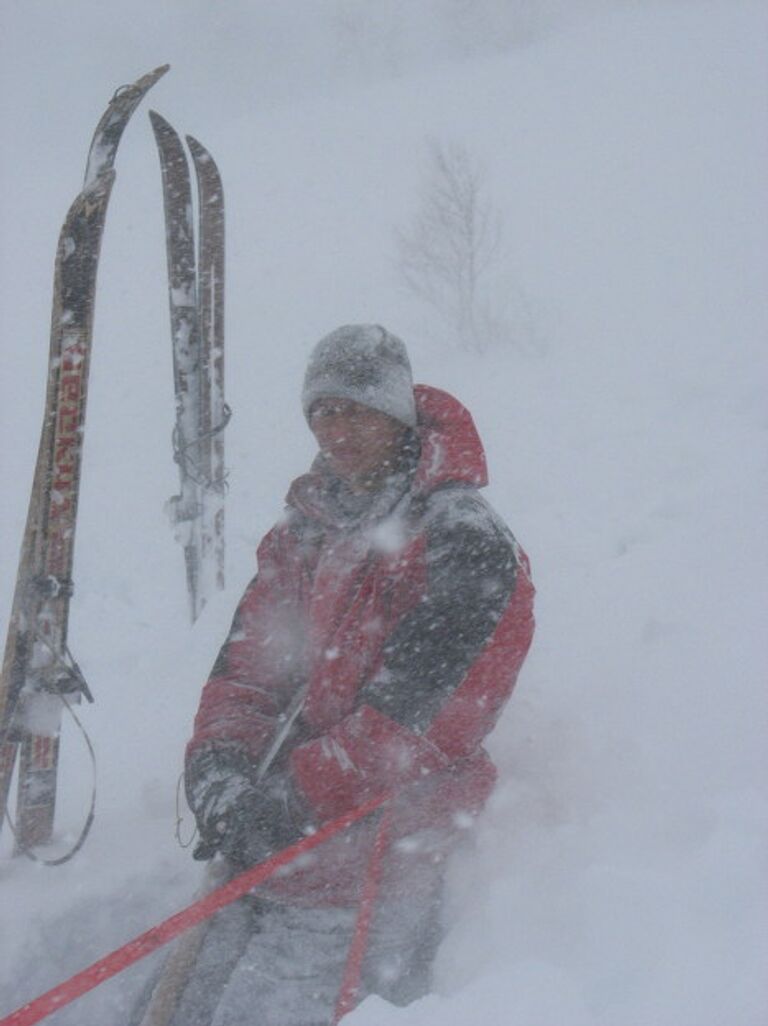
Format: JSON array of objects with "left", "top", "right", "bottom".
[{"left": 286, "top": 384, "right": 487, "bottom": 530}]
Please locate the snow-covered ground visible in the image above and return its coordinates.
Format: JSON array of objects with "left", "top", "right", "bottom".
[{"left": 1, "top": 2, "right": 766, "bottom": 1023}]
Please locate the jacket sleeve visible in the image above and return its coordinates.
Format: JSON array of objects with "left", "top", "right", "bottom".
[
  {"left": 186, "top": 519, "right": 309, "bottom": 771},
  {"left": 290, "top": 490, "right": 535, "bottom": 822}
]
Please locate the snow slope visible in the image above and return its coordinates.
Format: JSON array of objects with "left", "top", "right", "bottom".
[{"left": 1, "top": 2, "right": 766, "bottom": 1023}]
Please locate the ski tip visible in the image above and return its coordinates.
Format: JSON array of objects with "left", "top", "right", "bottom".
[
  {"left": 83, "top": 65, "right": 171, "bottom": 188},
  {"left": 148, "top": 108, "right": 176, "bottom": 137},
  {"left": 141, "top": 64, "right": 171, "bottom": 87},
  {"left": 143, "top": 63, "right": 172, "bottom": 87},
  {"left": 185, "top": 134, "right": 213, "bottom": 164},
  {"left": 185, "top": 134, "right": 224, "bottom": 193},
  {"left": 119, "top": 65, "right": 171, "bottom": 100}
]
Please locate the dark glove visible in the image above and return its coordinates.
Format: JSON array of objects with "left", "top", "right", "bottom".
[
  {"left": 196, "top": 786, "right": 270, "bottom": 864},
  {"left": 186, "top": 747, "right": 311, "bottom": 865}
]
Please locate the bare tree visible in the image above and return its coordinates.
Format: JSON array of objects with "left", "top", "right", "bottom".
[{"left": 397, "top": 139, "right": 503, "bottom": 352}]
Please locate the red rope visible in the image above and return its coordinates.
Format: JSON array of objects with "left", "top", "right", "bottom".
[
  {"left": 0, "top": 792, "right": 391, "bottom": 1026},
  {"left": 333, "top": 808, "right": 393, "bottom": 1023}
]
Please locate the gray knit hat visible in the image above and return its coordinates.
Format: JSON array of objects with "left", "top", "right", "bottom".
[{"left": 302, "top": 324, "right": 417, "bottom": 428}]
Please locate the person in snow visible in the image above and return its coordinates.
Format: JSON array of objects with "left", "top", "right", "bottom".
[{"left": 159, "top": 325, "right": 533, "bottom": 1024}]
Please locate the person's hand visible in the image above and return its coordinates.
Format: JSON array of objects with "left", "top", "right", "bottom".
[
  {"left": 195, "top": 784, "right": 275, "bottom": 863},
  {"left": 187, "top": 748, "right": 312, "bottom": 864}
]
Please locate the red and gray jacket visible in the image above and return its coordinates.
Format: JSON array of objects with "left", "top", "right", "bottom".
[{"left": 186, "top": 385, "right": 535, "bottom": 903}]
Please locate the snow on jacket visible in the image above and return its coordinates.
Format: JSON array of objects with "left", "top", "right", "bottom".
[{"left": 186, "top": 385, "right": 535, "bottom": 904}]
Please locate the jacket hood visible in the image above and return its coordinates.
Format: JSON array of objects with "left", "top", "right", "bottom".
[
  {"left": 287, "top": 384, "right": 487, "bottom": 526},
  {"left": 411, "top": 384, "right": 488, "bottom": 493}
]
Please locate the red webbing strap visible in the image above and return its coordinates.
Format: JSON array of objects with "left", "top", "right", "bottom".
[
  {"left": 0, "top": 792, "right": 391, "bottom": 1026},
  {"left": 333, "top": 808, "right": 393, "bottom": 1024}
]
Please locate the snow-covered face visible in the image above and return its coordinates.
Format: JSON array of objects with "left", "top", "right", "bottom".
[{"left": 309, "top": 398, "right": 407, "bottom": 491}]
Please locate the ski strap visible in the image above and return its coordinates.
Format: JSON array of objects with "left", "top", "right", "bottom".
[
  {"left": 3, "top": 690, "right": 97, "bottom": 867},
  {"left": 0, "top": 790, "right": 392, "bottom": 1026},
  {"left": 0, "top": 631, "right": 97, "bottom": 866},
  {"left": 171, "top": 402, "right": 232, "bottom": 490}
]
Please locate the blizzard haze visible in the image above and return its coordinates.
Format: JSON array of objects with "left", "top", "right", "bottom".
[{"left": 1, "top": 2, "right": 767, "bottom": 1025}]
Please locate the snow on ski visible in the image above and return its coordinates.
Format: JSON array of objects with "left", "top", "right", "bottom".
[
  {"left": 0, "top": 65, "right": 169, "bottom": 858},
  {"left": 187, "top": 134, "right": 228, "bottom": 603},
  {"left": 149, "top": 112, "right": 229, "bottom": 623}
]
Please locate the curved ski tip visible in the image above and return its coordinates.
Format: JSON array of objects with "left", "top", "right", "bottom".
[
  {"left": 123, "top": 64, "right": 171, "bottom": 97},
  {"left": 148, "top": 109, "right": 176, "bottom": 136},
  {"left": 185, "top": 134, "right": 213, "bottom": 163},
  {"left": 141, "top": 64, "right": 171, "bottom": 88}
]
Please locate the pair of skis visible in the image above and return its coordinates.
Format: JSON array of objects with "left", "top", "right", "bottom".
[
  {"left": 150, "top": 112, "right": 229, "bottom": 625},
  {"left": 0, "top": 66, "right": 227, "bottom": 858}
]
